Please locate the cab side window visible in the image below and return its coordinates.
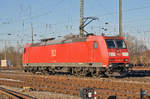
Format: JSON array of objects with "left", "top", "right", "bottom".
[
  {"left": 24, "top": 48, "right": 26, "bottom": 54},
  {"left": 94, "top": 41, "right": 98, "bottom": 49}
]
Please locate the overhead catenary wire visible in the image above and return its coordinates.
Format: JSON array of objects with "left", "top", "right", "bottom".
[
  {"left": 1, "top": 1, "right": 150, "bottom": 25},
  {"left": 0, "top": 0, "right": 65, "bottom": 25},
  {"left": 97, "top": 4, "right": 150, "bottom": 18}
]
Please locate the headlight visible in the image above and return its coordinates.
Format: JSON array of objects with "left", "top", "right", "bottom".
[
  {"left": 122, "top": 52, "right": 129, "bottom": 56},
  {"left": 109, "top": 52, "right": 116, "bottom": 56},
  {"left": 124, "top": 58, "right": 129, "bottom": 62},
  {"left": 125, "top": 64, "right": 129, "bottom": 67}
]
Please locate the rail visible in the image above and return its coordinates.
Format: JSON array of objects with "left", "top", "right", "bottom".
[{"left": 0, "top": 87, "right": 35, "bottom": 99}]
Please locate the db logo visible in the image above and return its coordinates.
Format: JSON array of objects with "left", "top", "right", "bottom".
[{"left": 51, "top": 50, "right": 56, "bottom": 56}]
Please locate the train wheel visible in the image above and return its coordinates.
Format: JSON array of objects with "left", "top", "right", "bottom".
[
  {"left": 104, "top": 70, "right": 115, "bottom": 77},
  {"left": 91, "top": 73, "right": 97, "bottom": 77},
  {"left": 91, "top": 70, "right": 99, "bottom": 77},
  {"left": 48, "top": 70, "right": 56, "bottom": 75},
  {"left": 79, "top": 68, "right": 88, "bottom": 76},
  {"left": 72, "top": 67, "right": 86, "bottom": 76},
  {"left": 119, "top": 67, "right": 129, "bottom": 77},
  {"left": 23, "top": 67, "right": 28, "bottom": 72}
]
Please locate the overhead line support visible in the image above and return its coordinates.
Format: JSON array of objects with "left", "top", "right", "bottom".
[{"left": 119, "top": 0, "right": 123, "bottom": 36}]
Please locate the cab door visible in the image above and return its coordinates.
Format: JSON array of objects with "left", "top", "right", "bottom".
[
  {"left": 24, "top": 48, "right": 29, "bottom": 64},
  {"left": 93, "top": 41, "right": 99, "bottom": 62},
  {"left": 87, "top": 41, "right": 99, "bottom": 63}
]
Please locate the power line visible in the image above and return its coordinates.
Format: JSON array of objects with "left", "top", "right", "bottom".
[
  {"left": 124, "top": 18, "right": 150, "bottom": 24},
  {"left": 0, "top": 0, "right": 65, "bottom": 25},
  {"left": 96, "top": 0, "right": 112, "bottom": 14},
  {"left": 97, "top": 4, "right": 150, "bottom": 17}
]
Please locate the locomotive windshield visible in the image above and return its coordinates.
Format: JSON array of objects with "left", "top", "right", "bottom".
[
  {"left": 105, "top": 39, "right": 127, "bottom": 49},
  {"left": 116, "top": 40, "right": 126, "bottom": 48},
  {"left": 105, "top": 40, "right": 116, "bottom": 48}
]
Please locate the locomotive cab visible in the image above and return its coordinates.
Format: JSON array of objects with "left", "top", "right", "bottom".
[{"left": 104, "top": 36, "right": 130, "bottom": 75}]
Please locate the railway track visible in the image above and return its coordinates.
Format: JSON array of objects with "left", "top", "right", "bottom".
[
  {"left": 0, "top": 67, "right": 150, "bottom": 99},
  {"left": 0, "top": 87, "right": 35, "bottom": 99},
  {"left": 0, "top": 72, "right": 149, "bottom": 99}
]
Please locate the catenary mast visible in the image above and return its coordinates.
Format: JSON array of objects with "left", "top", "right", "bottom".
[
  {"left": 80, "top": 0, "right": 84, "bottom": 37},
  {"left": 119, "top": 0, "right": 123, "bottom": 36}
]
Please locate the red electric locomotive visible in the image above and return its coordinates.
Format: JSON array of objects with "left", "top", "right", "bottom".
[{"left": 22, "top": 34, "right": 131, "bottom": 77}]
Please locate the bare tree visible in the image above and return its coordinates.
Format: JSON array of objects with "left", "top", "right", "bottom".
[{"left": 125, "top": 34, "right": 149, "bottom": 66}]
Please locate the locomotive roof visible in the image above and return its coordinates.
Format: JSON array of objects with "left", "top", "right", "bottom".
[
  {"left": 31, "top": 34, "right": 87, "bottom": 47},
  {"left": 30, "top": 34, "right": 124, "bottom": 47},
  {"left": 103, "top": 36, "right": 124, "bottom": 39}
]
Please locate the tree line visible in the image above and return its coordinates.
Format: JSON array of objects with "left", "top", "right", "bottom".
[
  {"left": 0, "top": 46, "right": 22, "bottom": 66},
  {"left": 125, "top": 34, "right": 150, "bottom": 66}
]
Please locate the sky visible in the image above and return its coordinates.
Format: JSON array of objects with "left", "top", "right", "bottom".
[{"left": 0, "top": 0, "right": 150, "bottom": 49}]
